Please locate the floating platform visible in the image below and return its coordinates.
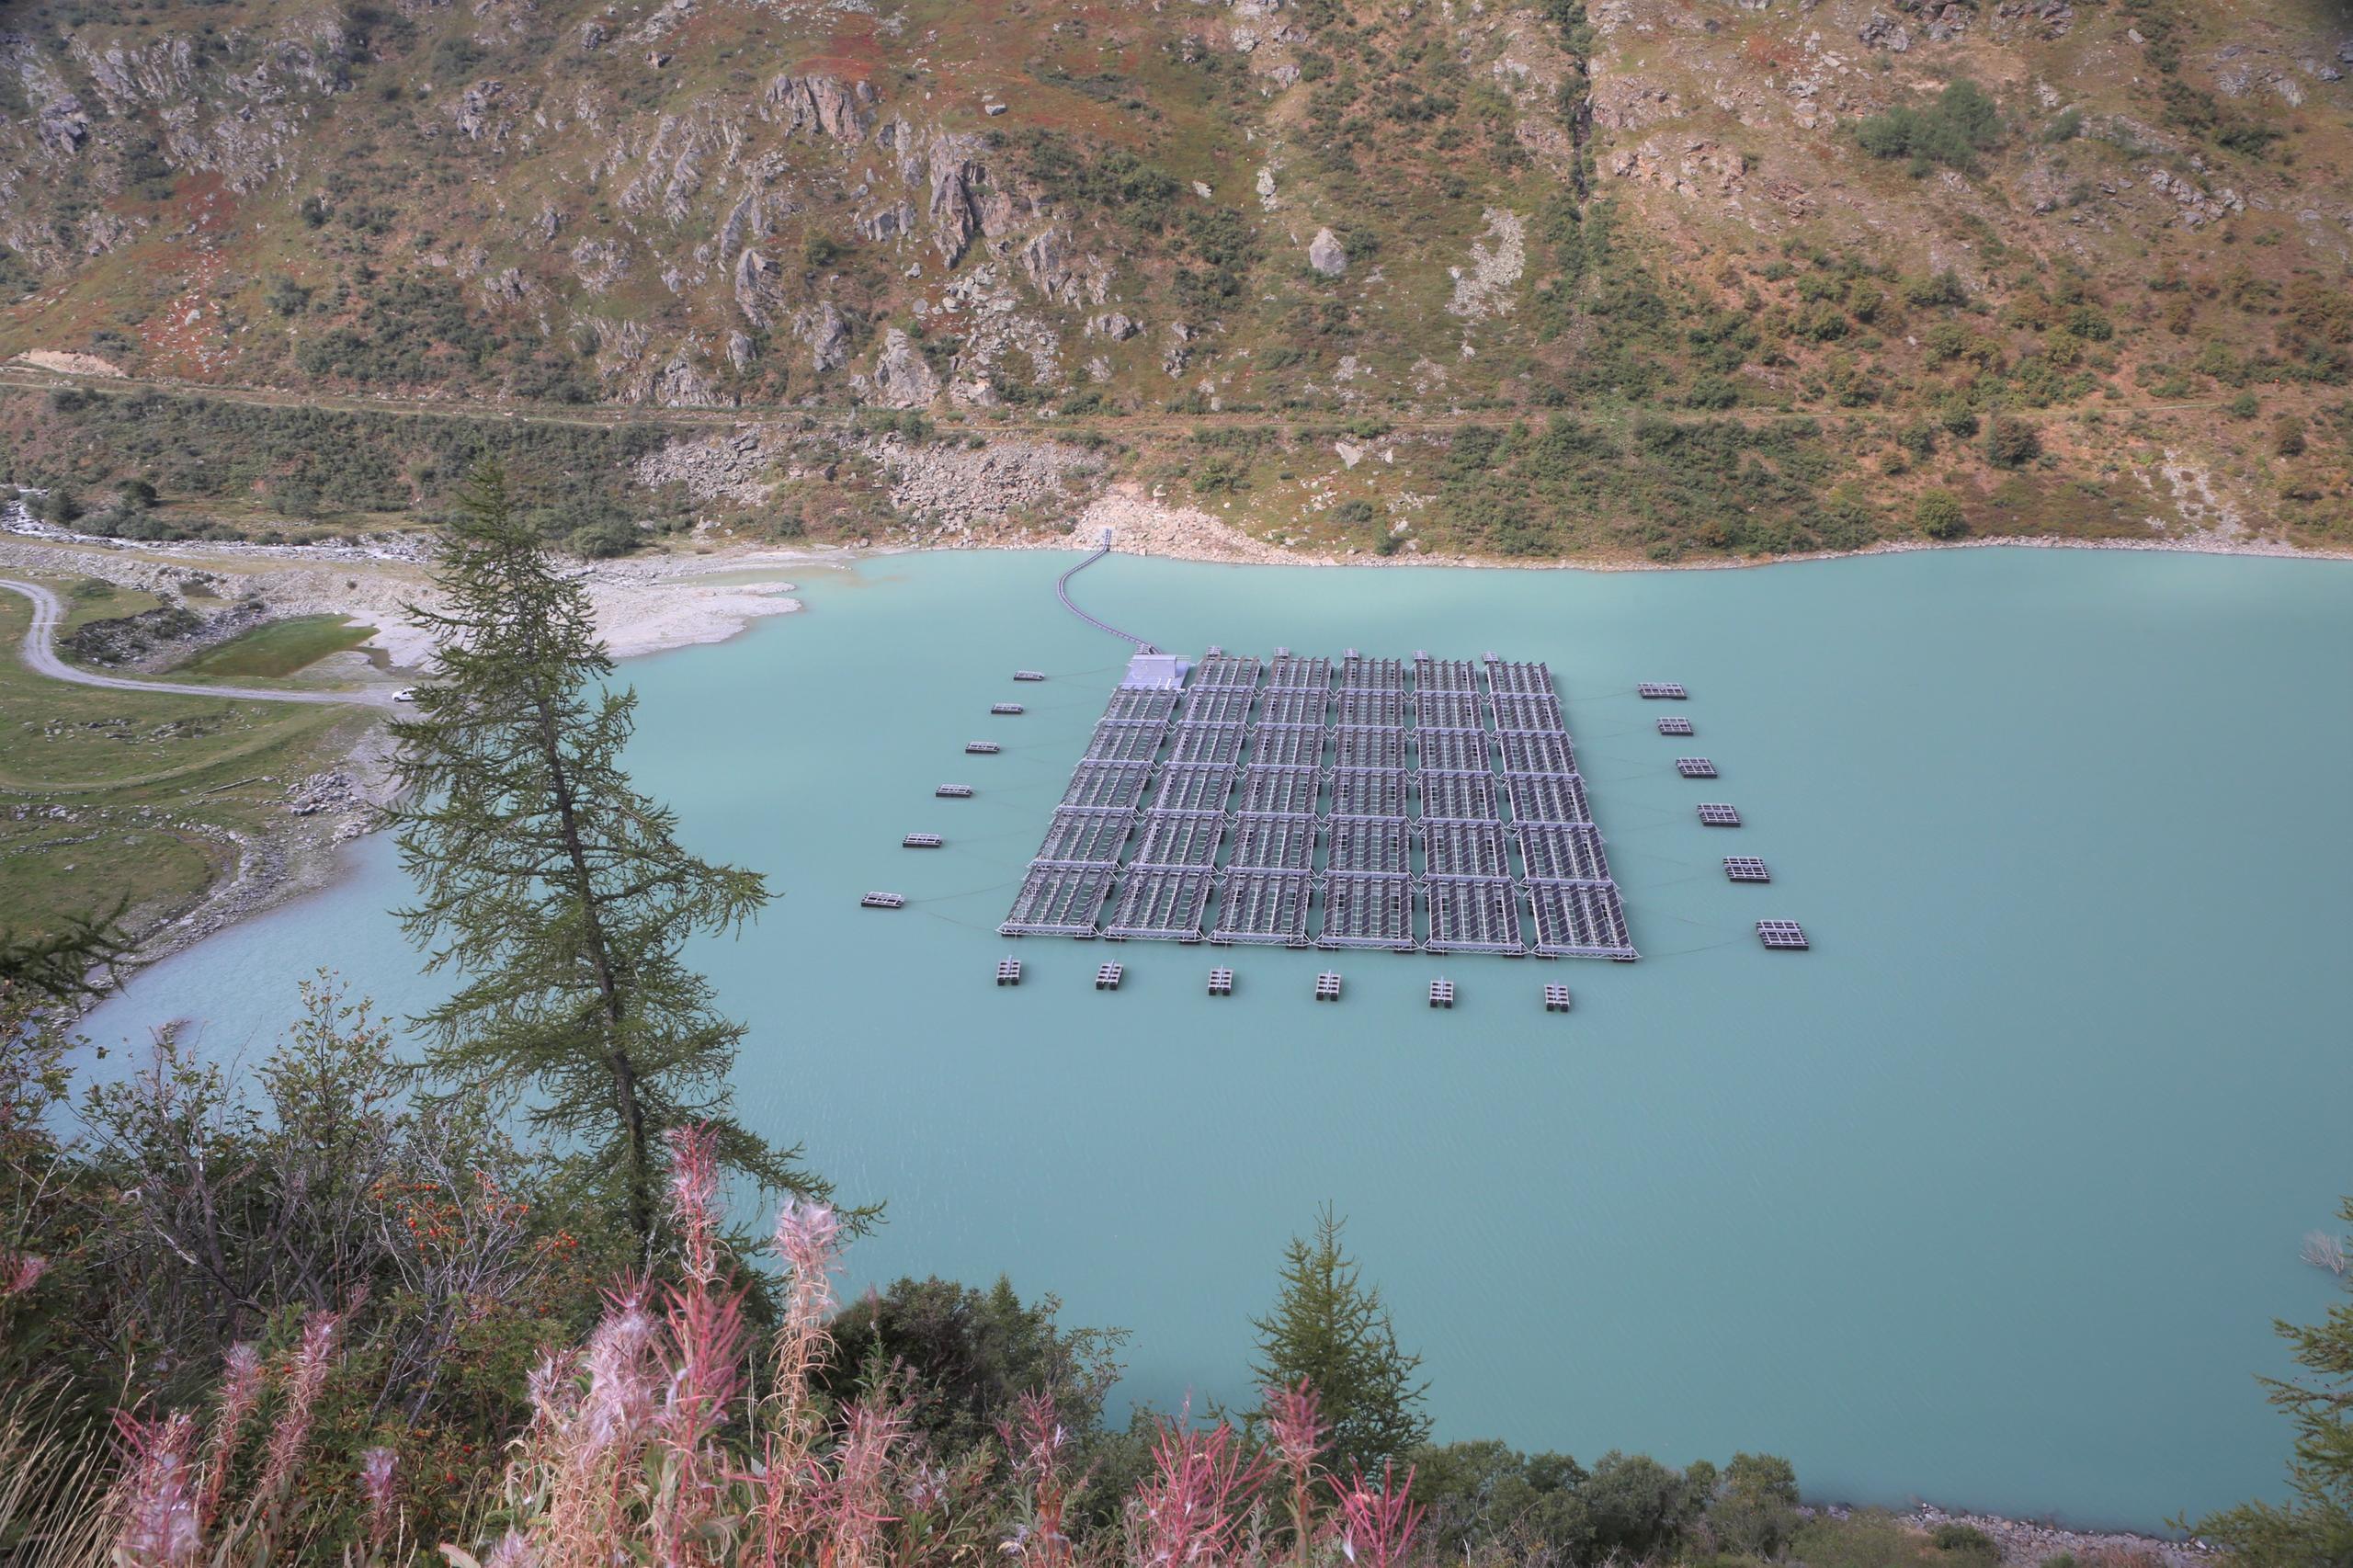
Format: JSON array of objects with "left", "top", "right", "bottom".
[
  {"left": 991, "top": 703, "right": 1026, "bottom": 716},
  {"left": 1314, "top": 971, "right": 1343, "bottom": 1002},
  {"left": 1697, "top": 802, "right": 1743, "bottom": 827},
  {"left": 1103, "top": 868, "right": 1215, "bottom": 941},
  {"left": 1485, "top": 659, "right": 1555, "bottom": 698},
  {"left": 1325, "top": 815, "right": 1412, "bottom": 877},
  {"left": 1104, "top": 689, "right": 1181, "bottom": 723},
  {"left": 1095, "top": 961, "right": 1125, "bottom": 990},
  {"left": 1543, "top": 983, "right": 1573, "bottom": 1013},
  {"left": 1415, "top": 690, "right": 1485, "bottom": 731},
  {"left": 1150, "top": 764, "right": 1234, "bottom": 815},
  {"left": 903, "top": 833, "right": 943, "bottom": 848},
  {"left": 1211, "top": 870, "right": 1313, "bottom": 946},
  {"left": 1013, "top": 670, "right": 1047, "bottom": 682},
  {"left": 860, "top": 892, "right": 905, "bottom": 910},
  {"left": 1425, "top": 820, "right": 1513, "bottom": 880},
  {"left": 1086, "top": 721, "right": 1166, "bottom": 764},
  {"left": 1757, "top": 920, "right": 1809, "bottom": 950},
  {"left": 1415, "top": 727, "right": 1490, "bottom": 773},
  {"left": 1249, "top": 724, "right": 1327, "bottom": 769},
  {"left": 1724, "top": 857, "right": 1771, "bottom": 883},
  {"left": 1169, "top": 722, "right": 1249, "bottom": 768},
  {"left": 1496, "top": 731, "right": 1577, "bottom": 777},
  {"left": 1425, "top": 877, "right": 1526, "bottom": 955},
  {"left": 1527, "top": 882, "right": 1637, "bottom": 960},
  {"left": 1333, "top": 725, "right": 1409, "bottom": 771},
  {"left": 1415, "top": 656, "right": 1481, "bottom": 693},
  {"left": 1429, "top": 978, "right": 1456, "bottom": 1009},
  {"left": 1033, "top": 808, "right": 1132, "bottom": 869},
  {"left": 1236, "top": 767, "right": 1322, "bottom": 817},
  {"left": 965, "top": 741, "right": 1002, "bottom": 755},
  {"left": 1656, "top": 716, "right": 1695, "bottom": 736},
  {"left": 936, "top": 784, "right": 974, "bottom": 798},
  {"left": 1492, "top": 692, "right": 1566, "bottom": 733},
  {"left": 1503, "top": 772, "right": 1594, "bottom": 827},
  {"left": 1420, "top": 770, "right": 1502, "bottom": 824},
  {"left": 1182, "top": 687, "right": 1256, "bottom": 726},
  {"left": 1208, "top": 967, "right": 1235, "bottom": 995},
  {"left": 1258, "top": 688, "right": 1328, "bottom": 727},
  {"left": 1265, "top": 654, "right": 1331, "bottom": 690},
  {"left": 1227, "top": 812, "right": 1318, "bottom": 874},
  {"left": 999, "top": 866, "right": 1114, "bottom": 937},
  {"left": 1675, "top": 757, "right": 1719, "bottom": 779},
  {"left": 1329, "top": 767, "right": 1410, "bottom": 820},
  {"left": 995, "top": 958, "right": 1023, "bottom": 985},
  {"left": 1517, "top": 824, "right": 1614, "bottom": 885},
  {"left": 1321, "top": 873, "right": 1415, "bottom": 950},
  {"left": 1337, "top": 690, "right": 1408, "bottom": 729},
  {"left": 1063, "top": 762, "right": 1154, "bottom": 812},
  {"left": 1190, "top": 654, "right": 1262, "bottom": 689},
  {"left": 1638, "top": 683, "right": 1688, "bottom": 700},
  {"left": 1130, "top": 810, "right": 1226, "bottom": 870},
  {"left": 1001, "top": 642, "right": 1638, "bottom": 962}
]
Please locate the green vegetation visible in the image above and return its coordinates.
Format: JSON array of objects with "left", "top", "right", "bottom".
[
  {"left": 388, "top": 465, "right": 830, "bottom": 1243},
  {"left": 1251, "top": 1205, "right": 1431, "bottom": 1471},
  {"left": 174, "top": 616, "right": 375, "bottom": 680},
  {"left": 2192, "top": 1194, "right": 2353, "bottom": 1564},
  {"left": 1854, "top": 80, "right": 2003, "bottom": 175},
  {"left": 0, "top": 582, "right": 362, "bottom": 943}
]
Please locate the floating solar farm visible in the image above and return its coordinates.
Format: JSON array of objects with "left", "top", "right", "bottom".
[
  {"left": 867, "top": 536, "right": 1815, "bottom": 983},
  {"left": 998, "top": 645, "right": 1640, "bottom": 960}
]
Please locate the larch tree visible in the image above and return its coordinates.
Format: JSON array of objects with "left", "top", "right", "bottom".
[
  {"left": 389, "top": 462, "right": 831, "bottom": 1246},
  {"left": 1250, "top": 1204, "right": 1431, "bottom": 1473},
  {"left": 2193, "top": 1194, "right": 2353, "bottom": 1565}
]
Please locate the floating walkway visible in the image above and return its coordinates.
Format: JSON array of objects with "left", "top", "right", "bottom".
[{"left": 1055, "top": 529, "right": 1160, "bottom": 653}]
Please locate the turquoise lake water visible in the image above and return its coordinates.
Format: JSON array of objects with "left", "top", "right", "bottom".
[{"left": 82, "top": 546, "right": 2353, "bottom": 1531}]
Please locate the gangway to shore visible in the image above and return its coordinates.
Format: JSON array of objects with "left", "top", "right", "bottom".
[{"left": 1054, "top": 528, "right": 1162, "bottom": 653}]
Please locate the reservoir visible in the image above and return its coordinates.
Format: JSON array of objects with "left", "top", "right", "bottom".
[{"left": 83, "top": 545, "right": 2353, "bottom": 1531}]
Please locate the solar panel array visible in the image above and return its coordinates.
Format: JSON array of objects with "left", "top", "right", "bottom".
[{"left": 998, "top": 647, "right": 1637, "bottom": 958}]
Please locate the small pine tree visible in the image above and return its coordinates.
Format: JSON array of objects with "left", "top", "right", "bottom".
[
  {"left": 1250, "top": 1205, "right": 1430, "bottom": 1472},
  {"left": 2191, "top": 1195, "right": 2353, "bottom": 1564},
  {"left": 390, "top": 462, "right": 834, "bottom": 1245}
]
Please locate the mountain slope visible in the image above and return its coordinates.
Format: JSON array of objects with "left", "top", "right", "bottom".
[{"left": 3, "top": 0, "right": 2349, "bottom": 560}]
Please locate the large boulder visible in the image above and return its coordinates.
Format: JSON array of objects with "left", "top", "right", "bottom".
[
  {"left": 871, "top": 327, "right": 940, "bottom": 407},
  {"left": 1307, "top": 227, "right": 1347, "bottom": 277}
]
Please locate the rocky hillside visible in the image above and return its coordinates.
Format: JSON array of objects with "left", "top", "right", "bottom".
[{"left": 2, "top": 0, "right": 2349, "bottom": 561}]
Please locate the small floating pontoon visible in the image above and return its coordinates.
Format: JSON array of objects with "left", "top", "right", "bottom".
[{"left": 860, "top": 892, "right": 906, "bottom": 910}]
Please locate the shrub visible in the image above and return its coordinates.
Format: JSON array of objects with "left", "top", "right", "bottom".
[
  {"left": 1930, "top": 1522, "right": 2002, "bottom": 1560},
  {"left": 1985, "top": 415, "right": 2042, "bottom": 467},
  {"left": 2227, "top": 392, "right": 2261, "bottom": 420},
  {"left": 1333, "top": 498, "right": 1378, "bottom": 527},
  {"left": 1915, "top": 489, "right": 1968, "bottom": 539},
  {"left": 1939, "top": 403, "right": 1982, "bottom": 438},
  {"left": 1855, "top": 78, "right": 2004, "bottom": 173},
  {"left": 2274, "top": 416, "right": 2307, "bottom": 457},
  {"left": 567, "top": 517, "right": 642, "bottom": 557}
]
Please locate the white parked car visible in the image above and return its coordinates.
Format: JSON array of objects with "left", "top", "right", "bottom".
[{"left": 392, "top": 687, "right": 419, "bottom": 702}]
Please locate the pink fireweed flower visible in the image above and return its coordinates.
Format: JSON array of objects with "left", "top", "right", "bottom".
[
  {"left": 483, "top": 1529, "right": 541, "bottom": 1568},
  {"left": 577, "top": 1281, "right": 659, "bottom": 1459},
  {"left": 1263, "top": 1381, "right": 1325, "bottom": 1478},
  {"left": 256, "top": 1310, "right": 341, "bottom": 1504},
  {"left": 1335, "top": 1464, "right": 1424, "bottom": 1568},
  {"left": 359, "top": 1446, "right": 399, "bottom": 1546},
  {"left": 0, "top": 1250, "right": 46, "bottom": 1298},
  {"left": 198, "top": 1341, "right": 265, "bottom": 1527},
  {"left": 773, "top": 1197, "right": 842, "bottom": 1282},
  {"left": 1131, "top": 1410, "right": 1270, "bottom": 1568},
  {"left": 820, "top": 1396, "right": 907, "bottom": 1568},
  {"left": 1000, "top": 1391, "right": 1080, "bottom": 1568},
  {"left": 110, "top": 1410, "right": 202, "bottom": 1567},
  {"left": 665, "top": 1123, "right": 723, "bottom": 1286}
]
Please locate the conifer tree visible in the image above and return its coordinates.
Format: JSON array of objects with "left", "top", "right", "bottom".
[
  {"left": 1250, "top": 1205, "right": 1430, "bottom": 1472},
  {"left": 2194, "top": 1194, "right": 2353, "bottom": 1565},
  {"left": 389, "top": 462, "right": 830, "bottom": 1245}
]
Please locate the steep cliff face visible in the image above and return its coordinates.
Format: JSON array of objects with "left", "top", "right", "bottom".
[{"left": 2, "top": 0, "right": 2350, "bottom": 555}]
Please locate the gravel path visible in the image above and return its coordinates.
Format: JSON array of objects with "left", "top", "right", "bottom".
[{"left": 0, "top": 577, "right": 395, "bottom": 707}]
